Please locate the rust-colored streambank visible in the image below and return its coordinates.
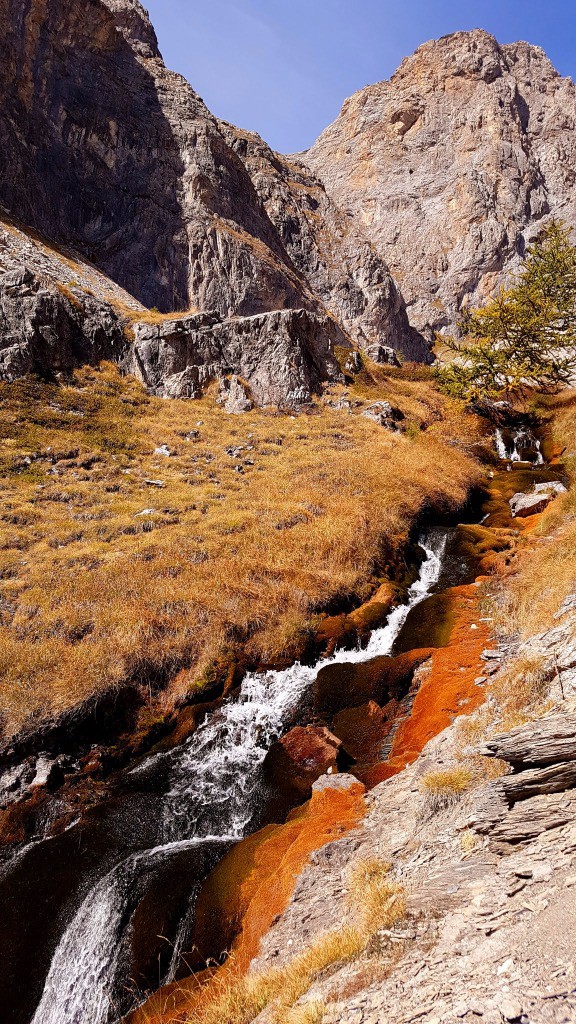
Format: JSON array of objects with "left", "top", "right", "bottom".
[
  {"left": 129, "top": 461, "right": 563, "bottom": 1024},
  {"left": 126, "top": 782, "right": 366, "bottom": 1024}
]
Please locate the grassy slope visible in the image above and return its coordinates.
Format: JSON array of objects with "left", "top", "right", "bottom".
[{"left": 0, "top": 362, "right": 484, "bottom": 736}]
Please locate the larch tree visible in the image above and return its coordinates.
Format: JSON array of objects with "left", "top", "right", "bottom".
[{"left": 436, "top": 221, "right": 576, "bottom": 401}]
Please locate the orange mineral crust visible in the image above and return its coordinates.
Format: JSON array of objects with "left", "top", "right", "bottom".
[
  {"left": 128, "top": 780, "right": 365, "bottom": 1024},
  {"left": 365, "top": 583, "right": 489, "bottom": 787}
]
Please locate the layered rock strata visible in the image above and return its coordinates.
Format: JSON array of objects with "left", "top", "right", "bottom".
[{"left": 124, "top": 307, "right": 344, "bottom": 405}]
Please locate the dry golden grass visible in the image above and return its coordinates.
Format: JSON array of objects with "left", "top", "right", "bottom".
[
  {"left": 182, "top": 861, "right": 404, "bottom": 1024},
  {"left": 419, "top": 767, "right": 473, "bottom": 815},
  {"left": 282, "top": 1001, "right": 326, "bottom": 1024},
  {"left": 110, "top": 301, "right": 199, "bottom": 325},
  {"left": 0, "top": 363, "right": 482, "bottom": 735},
  {"left": 459, "top": 829, "right": 480, "bottom": 854}
]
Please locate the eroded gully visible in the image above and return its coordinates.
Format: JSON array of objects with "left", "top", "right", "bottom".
[{"left": 2, "top": 423, "right": 565, "bottom": 1024}]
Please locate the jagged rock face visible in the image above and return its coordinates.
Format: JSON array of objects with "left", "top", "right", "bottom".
[
  {"left": 0, "top": 0, "right": 425, "bottom": 374},
  {"left": 306, "top": 30, "right": 576, "bottom": 337},
  {"left": 0, "top": 0, "right": 310, "bottom": 316},
  {"left": 0, "top": 210, "right": 342, "bottom": 405},
  {"left": 124, "top": 308, "right": 343, "bottom": 406},
  {"left": 221, "top": 126, "right": 430, "bottom": 362},
  {"left": 0, "top": 267, "right": 127, "bottom": 380}
]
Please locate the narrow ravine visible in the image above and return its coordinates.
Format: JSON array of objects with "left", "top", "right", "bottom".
[{"left": 29, "top": 533, "right": 447, "bottom": 1024}]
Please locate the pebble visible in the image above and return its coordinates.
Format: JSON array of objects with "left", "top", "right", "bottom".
[{"left": 497, "top": 996, "right": 523, "bottom": 1021}]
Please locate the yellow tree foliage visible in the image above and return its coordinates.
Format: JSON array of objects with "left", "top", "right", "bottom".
[{"left": 437, "top": 221, "right": 576, "bottom": 400}]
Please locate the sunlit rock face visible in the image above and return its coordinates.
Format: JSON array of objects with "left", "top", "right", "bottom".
[
  {"left": 306, "top": 30, "right": 576, "bottom": 339},
  {"left": 0, "top": 0, "right": 424, "bottom": 367}
]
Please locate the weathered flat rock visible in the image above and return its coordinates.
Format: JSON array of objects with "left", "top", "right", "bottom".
[{"left": 482, "top": 703, "right": 576, "bottom": 767}]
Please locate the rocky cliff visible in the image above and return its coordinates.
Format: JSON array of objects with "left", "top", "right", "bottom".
[
  {"left": 306, "top": 30, "right": 576, "bottom": 338},
  {"left": 0, "top": 0, "right": 427, "bottom": 395}
]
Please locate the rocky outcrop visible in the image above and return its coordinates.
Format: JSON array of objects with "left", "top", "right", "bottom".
[
  {"left": 0, "top": 266, "right": 127, "bottom": 380},
  {"left": 0, "top": 0, "right": 425, "bottom": 381},
  {"left": 124, "top": 307, "right": 343, "bottom": 406},
  {"left": 0, "top": 0, "right": 302, "bottom": 316},
  {"left": 306, "top": 30, "right": 576, "bottom": 338},
  {"left": 263, "top": 726, "right": 344, "bottom": 801},
  {"left": 483, "top": 703, "right": 576, "bottom": 768},
  {"left": 509, "top": 480, "right": 567, "bottom": 517},
  {"left": 0, "top": 212, "right": 342, "bottom": 403}
]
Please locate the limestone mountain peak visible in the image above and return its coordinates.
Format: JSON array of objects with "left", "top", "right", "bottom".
[
  {"left": 100, "top": 0, "right": 161, "bottom": 57},
  {"left": 306, "top": 29, "right": 576, "bottom": 338}
]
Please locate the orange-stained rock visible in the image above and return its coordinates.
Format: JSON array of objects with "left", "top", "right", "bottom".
[
  {"left": 374, "top": 584, "right": 489, "bottom": 783},
  {"left": 127, "top": 779, "right": 366, "bottom": 1024},
  {"left": 314, "top": 647, "right": 435, "bottom": 716},
  {"left": 263, "top": 725, "right": 343, "bottom": 800},
  {"left": 347, "top": 581, "right": 397, "bottom": 632},
  {"left": 315, "top": 581, "right": 397, "bottom": 653},
  {"left": 332, "top": 701, "right": 391, "bottom": 764}
]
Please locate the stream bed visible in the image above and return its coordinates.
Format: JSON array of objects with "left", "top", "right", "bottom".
[{"left": 1, "top": 422, "right": 565, "bottom": 1024}]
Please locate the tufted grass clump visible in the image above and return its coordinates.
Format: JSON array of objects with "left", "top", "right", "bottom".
[
  {"left": 419, "top": 766, "right": 474, "bottom": 816},
  {"left": 184, "top": 860, "right": 404, "bottom": 1024}
]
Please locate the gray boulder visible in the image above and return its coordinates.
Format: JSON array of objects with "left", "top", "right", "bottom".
[
  {"left": 218, "top": 375, "right": 253, "bottom": 414},
  {"left": 125, "top": 307, "right": 343, "bottom": 407},
  {"left": 362, "top": 401, "right": 405, "bottom": 430}
]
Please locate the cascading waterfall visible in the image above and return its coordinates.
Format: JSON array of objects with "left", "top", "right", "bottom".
[
  {"left": 30, "top": 838, "right": 222, "bottom": 1024},
  {"left": 495, "top": 426, "right": 543, "bottom": 465},
  {"left": 31, "top": 530, "right": 447, "bottom": 1024}
]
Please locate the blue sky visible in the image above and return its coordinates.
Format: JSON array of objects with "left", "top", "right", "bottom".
[{"left": 145, "top": 0, "right": 576, "bottom": 153}]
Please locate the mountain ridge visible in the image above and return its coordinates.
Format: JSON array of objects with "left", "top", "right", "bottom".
[{"left": 0, "top": 0, "right": 428, "bottom": 404}]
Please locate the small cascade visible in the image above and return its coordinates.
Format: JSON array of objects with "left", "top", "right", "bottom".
[
  {"left": 30, "top": 530, "right": 448, "bottom": 1024},
  {"left": 494, "top": 425, "right": 543, "bottom": 465},
  {"left": 510, "top": 431, "right": 522, "bottom": 462},
  {"left": 30, "top": 839, "right": 219, "bottom": 1024}
]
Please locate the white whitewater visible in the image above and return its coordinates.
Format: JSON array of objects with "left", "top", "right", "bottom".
[
  {"left": 30, "top": 839, "right": 219, "bottom": 1024},
  {"left": 31, "top": 530, "right": 447, "bottom": 1024},
  {"left": 510, "top": 431, "right": 522, "bottom": 462},
  {"left": 495, "top": 427, "right": 543, "bottom": 464},
  {"left": 495, "top": 428, "right": 508, "bottom": 460}
]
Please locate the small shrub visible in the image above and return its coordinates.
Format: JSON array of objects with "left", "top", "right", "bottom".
[{"left": 459, "top": 829, "right": 480, "bottom": 854}]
